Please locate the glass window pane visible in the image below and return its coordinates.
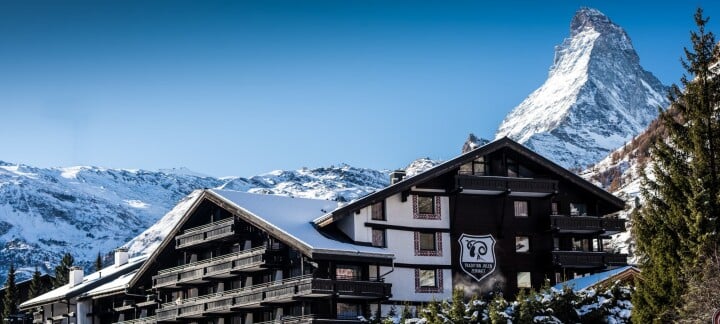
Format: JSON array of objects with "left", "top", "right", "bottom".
[
  {"left": 418, "top": 196, "right": 434, "bottom": 214},
  {"left": 419, "top": 270, "right": 436, "bottom": 287},
  {"left": 419, "top": 233, "right": 436, "bottom": 251},
  {"left": 371, "top": 201, "right": 384, "bottom": 220},
  {"left": 514, "top": 201, "right": 528, "bottom": 217},
  {"left": 570, "top": 203, "right": 587, "bottom": 216},
  {"left": 372, "top": 229, "right": 385, "bottom": 247},
  {"left": 459, "top": 163, "right": 473, "bottom": 175},
  {"left": 336, "top": 265, "right": 360, "bottom": 280},
  {"left": 517, "top": 272, "right": 531, "bottom": 288},
  {"left": 551, "top": 202, "right": 558, "bottom": 215},
  {"left": 515, "top": 236, "right": 529, "bottom": 253}
]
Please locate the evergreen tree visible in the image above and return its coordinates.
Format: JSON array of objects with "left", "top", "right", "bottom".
[
  {"left": 52, "top": 253, "right": 74, "bottom": 288},
  {"left": 1, "top": 263, "right": 18, "bottom": 321},
  {"left": 447, "top": 289, "right": 468, "bottom": 323},
  {"left": 94, "top": 252, "right": 103, "bottom": 272},
  {"left": 28, "top": 267, "right": 44, "bottom": 299},
  {"left": 633, "top": 8, "right": 720, "bottom": 322}
]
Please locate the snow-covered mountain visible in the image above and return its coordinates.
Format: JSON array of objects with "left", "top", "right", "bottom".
[
  {"left": 496, "top": 7, "right": 668, "bottom": 169},
  {"left": 0, "top": 162, "right": 397, "bottom": 282}
]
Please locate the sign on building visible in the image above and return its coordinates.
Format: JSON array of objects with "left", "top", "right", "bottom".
[{"left": 459, "top": 234, "right": 497, "bottom": 282}]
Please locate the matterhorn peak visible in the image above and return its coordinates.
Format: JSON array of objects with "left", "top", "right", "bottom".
[
  {"left": 571, "top": 8, "right": 613, "bottom": 34},
  {"left": 495, "top": 8, "right": 667, "bottom": 169}
]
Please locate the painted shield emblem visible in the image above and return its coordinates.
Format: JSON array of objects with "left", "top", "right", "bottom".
[{"left": 459, "top": 234, "right": 497, "bottom": 282}]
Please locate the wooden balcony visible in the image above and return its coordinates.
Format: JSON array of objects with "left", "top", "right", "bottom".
[
  {"left": 551, "top": 215, "right": 602, "bottom": 233},
  {"left": 604, "top": 253, "right": 629, "bottom": 266},
  {"left": 551, "top": 216, "right": 627, "bottom": 234},
  {"left": 153, "top": 246, "right": 267, "bottom": 288},
  {"left": 156, "top": 276, "right": 391, "bottom": 321},
  {"left": 552, "top": 251, "right": 628, "bottom": 268},
  {"left": 602, "top": 218, "right": 626, "bottom": 235},
  {"left": 455, "top": 175, "right": 557, "bottom": 197},
  {"left": 254, "top": 315, "right": 364, "bottom": 324},
  {"left": 175, "top": 218, "right": 239, "bottom": 249},
  {"left": 112, "top": 315, "right": 156, "bottom": 324}
]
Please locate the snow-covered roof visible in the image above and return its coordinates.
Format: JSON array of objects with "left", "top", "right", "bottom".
[
  {"left": 553, "top": 266, "right": 639, "bottom": 292},
  {"left": 210, "top": 189, "right": 394, "bottom": 259},
  {"left": 80, "top": 268, "right": 140, "bottom": 299},
  {"left": 20, "top": 255, "right": 147, "bottom": 309}
]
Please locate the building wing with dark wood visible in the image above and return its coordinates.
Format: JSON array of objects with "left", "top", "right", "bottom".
[{"left": 315, "top": 137, "right": 627, "bottom": 307}]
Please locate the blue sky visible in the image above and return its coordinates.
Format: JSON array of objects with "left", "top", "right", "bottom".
[{"left": 1, "top": 0, "right": 719, "bottom": 177}]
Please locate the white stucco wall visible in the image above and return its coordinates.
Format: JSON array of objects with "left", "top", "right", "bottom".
[{"left": 381, "top": 267, "right": 452, "bottom": 302}]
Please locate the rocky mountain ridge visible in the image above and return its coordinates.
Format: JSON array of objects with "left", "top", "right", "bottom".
[{"left": 496, "top": 7, "right": 668, "bottom": 169}]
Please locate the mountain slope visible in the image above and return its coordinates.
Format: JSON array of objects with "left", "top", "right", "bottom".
[
  {"left": 0, "top": 159, "right": 441, "bottom": 282},
  {"left": 496, "top": 8, "right": 668, "bottom": 168}
]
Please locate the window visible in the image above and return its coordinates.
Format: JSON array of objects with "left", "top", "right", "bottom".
[
  {"left": 555, "top": 272, "right": 563, "bottom": 284},
  {"left": 414, "top": 232, "right": 442, "bottom": 256},
  {"left": 413, "top": 195, "right": 441, "bottom": 219},
  {"left": 553, "top": 237, "right": 560, "bottom": 251},
  {"left": 368, "top": 265, "right": 378, "bottom": 281},
  {"left": 419, "top": 269, "right": 437, "bottom": 287},
  {"left": 417, "top": 195, "right": 435, "bottom": 214},
  {"left": 570, "top": 203, "right": 587, "bottom": 216},
  {"left": 459, "top": 157, "right": 487, "bottom": 175},
  {"left": 507, "top": 158, "right": 519, "bottom": 177},
  {"left": 336, "top": 265, "right": 361, "bottom": 280},
  {"left": 337, "top": 303, "right": 362, "bottom": 320},
  {"left": 419, "top": 233, "right": 436, "bottom": 251},
  {"left": 515, "top": 236, "right": 530, "bottom": 253},
  {"left": 372, "top": 229, "right": 385, "bottom": 247},
  {"left": 371, "top": 201, "right": 385, "bottom": 220},
  {"left": 573, "top": 238, "right": 591, "bottom": 251},
  {"left": 415, "top": 268, "right": 443, "bottom": 293},
  {"left": 517, "top": 272, "right": 531, "bottom": 288},
  {"left": 551, "top": 202, "right": 558, "bottom": 215},
  {"left": 514, "top": 201, "right": 528, "bottom": 217}
]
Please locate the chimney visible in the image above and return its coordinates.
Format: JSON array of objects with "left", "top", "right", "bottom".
[
  {"left": 390, "top": 170, "right": 406, "bottom": 185},
  {"left": 69, "top": 266, "right": 84, "bottom": 287},
  {"left": 115, "top": 248, "right": 129, "bottom": 267}
]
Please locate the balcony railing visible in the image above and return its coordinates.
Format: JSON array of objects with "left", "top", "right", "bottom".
[
  {"left": 455, "top": 175, "right": 557, "bottom": 196},
  {"left": 153, "top": 246, "right": 267, "bottom": 288},
  {"left": 175, "top": 218, "right": 237, "bottom": 249},
  {"left": 156, "top": 276, "right": 391, "bottom": 321},
  {"left": 602, "top": 218, "right": 626, "bottom": 234},
  {"left": 552, "top": 251, "right": 628, "bottom": 268},
  {"left": 112, "top": 315, "right": 156, "bottom": 324},
  {"left": 550, "top": 216, "right": 627, "bottom": 234},
  {"left": 254, "top": 315, "right": 364, "bottom": 324},
  {"left": 551, "top": 215, "right": 602, "bottom": 233}
]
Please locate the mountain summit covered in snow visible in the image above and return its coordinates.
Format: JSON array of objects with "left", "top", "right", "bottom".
[{"left": 496, "top": 8, "right": 668, "bottom": 168}]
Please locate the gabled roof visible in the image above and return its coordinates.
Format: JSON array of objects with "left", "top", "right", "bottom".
[
  {"left": 553, "top": 266, "right": 640, "bottom": 292},
  {"left": 19, "top": 256, "right": 146, "bottom": 310},
  {"left": 128, "top": 189, "right": 393, "bottom": 288},
  {"left": 315, "top": 137, "right": 625, "bottom": 227},
  {"left": 79, "top": 268, "right": 140, "bottom": 300}
]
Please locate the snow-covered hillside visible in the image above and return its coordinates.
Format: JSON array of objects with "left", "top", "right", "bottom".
[
  {"left": 496, "top": 7, "right": 668, "bottom": 169},
  {"left": 580, "top": 116, "right": 664, "bottom": 264},
  {"left": 0, "top": 158, "right": 442, "bottom": 282}
]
